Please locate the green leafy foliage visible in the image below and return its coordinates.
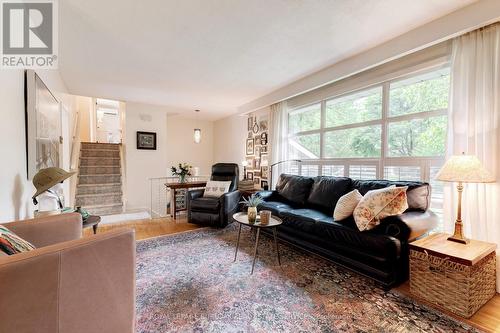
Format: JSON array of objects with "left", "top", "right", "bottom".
[{"left": 240, "top": 194, "right": 264, "bottom": 208}]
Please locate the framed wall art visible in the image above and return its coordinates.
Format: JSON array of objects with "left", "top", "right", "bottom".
[
  {"left": 137, "top": 131, "right": 157, "bottom": 150},
  {"left": 25, "top": 70, "right": 61, "bottom": 179},
  {"left": 246, "top": 138, "right": 254, "bottom": 155}
]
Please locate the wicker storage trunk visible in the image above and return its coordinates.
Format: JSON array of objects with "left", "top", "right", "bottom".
[{"left": 410, "top": 234, "right": 496, "bottom": 318}]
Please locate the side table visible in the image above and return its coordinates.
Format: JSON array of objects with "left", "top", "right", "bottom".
[
  {"left": 409, "top": 233, "right": 496, "bottom": 318},
  {"left": 232, "top": 212, "right": 282, "bottom": 274}
]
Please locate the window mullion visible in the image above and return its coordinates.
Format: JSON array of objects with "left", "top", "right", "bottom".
[
  {"left": 380, "top": 82, "right": 390, "bottom": 179},
  {"left": 320, "top": 100, "right": 326, "bottom": 159}
]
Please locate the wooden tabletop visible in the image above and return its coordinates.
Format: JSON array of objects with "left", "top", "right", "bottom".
[
  {"left": 165, "top": 181, "right": 207, "bottom": 189},
  {"left": 233, "top": 212, "right": 282, "bottom": 228},
  {"left": 410, "top": 233, "right": 497, "bottom": 266}
]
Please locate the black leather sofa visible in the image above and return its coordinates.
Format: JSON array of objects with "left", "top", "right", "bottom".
[
  {"left": 256, "top": 174, "right": 438, "bottom": 288},
  {"left": 187, "top": 163, "right": 241, "bottom": 228}
]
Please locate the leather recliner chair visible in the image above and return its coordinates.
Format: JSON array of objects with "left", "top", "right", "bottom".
[{"left": 187, "top": 163, "right": 241, "bottom": 228}]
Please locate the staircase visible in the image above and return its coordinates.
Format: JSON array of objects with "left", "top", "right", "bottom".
[{"left": 75, "top": 142, "right": 123, "bottom": 215}]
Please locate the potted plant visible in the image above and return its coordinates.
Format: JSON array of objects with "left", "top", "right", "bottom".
[
  {"left": 171, "top": 163, "right": 192, "bottom": 183},
  {"left": 240, "top": 194, "right": 264, "bottom": 223}
]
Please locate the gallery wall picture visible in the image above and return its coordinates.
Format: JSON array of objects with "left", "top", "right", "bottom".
[
  {"left": 25, "top": 70, "right": 61, "bottom": 179},
  {"left": 247, "top": 172, "right": 254, "bottom": 180},
  {"left": 246, "top": 138, "right": 254, "bottom": 155},
  {"left": 137, "top": 131, "right": 157, "bottom": 150}
]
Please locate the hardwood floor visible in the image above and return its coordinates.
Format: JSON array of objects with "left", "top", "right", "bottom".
[
  {"left": 83, "top": 215, "right": 201, "bottom": 240},
  {"left": 86, "top": 216, "right": 500, "bottom": 332}
]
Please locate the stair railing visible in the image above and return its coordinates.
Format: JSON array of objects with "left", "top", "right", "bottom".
[{"left": 69, "top": 109, "right": 81, "bottom": 207}]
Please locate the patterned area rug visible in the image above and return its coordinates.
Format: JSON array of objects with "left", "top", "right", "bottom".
[{"left": 136, "top": 224, "right": 480, "bottom": 333}]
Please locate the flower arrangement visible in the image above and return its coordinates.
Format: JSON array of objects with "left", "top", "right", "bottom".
[{"left": 171, "top": 163, "right": 192, "bottom": 183}]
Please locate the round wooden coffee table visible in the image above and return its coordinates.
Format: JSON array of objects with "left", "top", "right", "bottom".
[
  {"left": 232, "top": 212, "right": 282, "bottom": 274},
  {"left": 82, "top": 215, "right": 101, "bottom": 234}
]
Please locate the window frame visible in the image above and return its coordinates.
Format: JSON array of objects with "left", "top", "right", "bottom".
[{"left": 286, "top": 64, "right": 450, "bottom": 183}]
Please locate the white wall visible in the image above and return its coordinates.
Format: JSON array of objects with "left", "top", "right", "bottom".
[
  {"left": 0, "top": 69, "right": 73, "bottom": 222},
  {"left": 214, "top": 107, "right": 270, "bottom": 177},
  {"left": 213, "top": 114, "right": 247, "bottom": 166},
  {"left": 166, "top": 115, "right": 214, "bottom": 176},
  {"left": 76, "top": 96, "right": 93, "bottom": 142},
  {"left": 124, "top": 102, "right": 169, "bottom": 211}
]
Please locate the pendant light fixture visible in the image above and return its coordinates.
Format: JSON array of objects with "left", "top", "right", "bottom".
[{"left": 194, "top": 109, "right": 201, "bottom": 144}]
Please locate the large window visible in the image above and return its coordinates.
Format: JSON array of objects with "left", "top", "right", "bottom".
[{"left": 286, "top": 67, "right": 450, "bottom": 224}]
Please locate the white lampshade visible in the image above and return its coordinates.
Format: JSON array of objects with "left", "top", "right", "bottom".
[
  {"left": 436, "top": 154, "right": 495, "bottom": 183},
  {"left": 241, "top": 160, "right": 248, "bottom": 167}
]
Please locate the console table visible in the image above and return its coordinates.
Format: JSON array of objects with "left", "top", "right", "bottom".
[{"left": 165, "top": 181, "right": 207, "bottom": 219}]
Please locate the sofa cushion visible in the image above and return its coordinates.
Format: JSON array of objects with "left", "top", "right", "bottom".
[
  {"left": 315, "top": 219, "right": 402, "bottom": 259},
  {"left": 0, "top": 225, "right": 35, "bottom": 255},
  {"left": 257, "top": 201, "right": 292, "bottom": 217},
  {"left": 334, "top": 189, "right": 363, "bottom": 221},
  {"left": 190, "top": 197, "right": 220, "bottom": 213},
  {"left": 275, "top": 174, "right": 314, "bottom": 206},
  {"left": 203, "top": 180, "right": 232, "bottom": 198},
  {"left": 353, "top": 186, "right": 408, "bottom": 231},
  {"left": 306, "top": 177, "right": 353, "bottom": 214},
  {"left": 352, "top": 180, "right": 430, "bottom": 211},
  {"left": 280, "top": 209, "right": 331, "bottom": 233}
]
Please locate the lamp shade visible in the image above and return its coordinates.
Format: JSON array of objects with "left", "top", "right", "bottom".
[{"left": 436, "top": 154, "right": 495, "bottom": 183}]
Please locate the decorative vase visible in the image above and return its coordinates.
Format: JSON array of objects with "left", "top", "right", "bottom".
[
  {"left": 247, "top": 206, "right": 257, "bottom": 223},
  {"left": 179, "top": 174, "right": 187, "bottom": 183}
]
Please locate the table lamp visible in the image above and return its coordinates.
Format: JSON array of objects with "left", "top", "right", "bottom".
[
  {"left": 436, "top": 153, "right": 495, "bottom": 244},
  {"left": 242, "top": 160, "right": 248, "bottom": 179}
]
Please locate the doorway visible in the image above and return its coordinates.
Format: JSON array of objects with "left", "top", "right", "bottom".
[{"left": 95, "top": 98, "right": 122, "bottom": 144}]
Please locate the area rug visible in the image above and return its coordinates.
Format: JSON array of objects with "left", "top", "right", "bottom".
[{"left": 136, "top": 224, "right": 480, "bottom": 333}]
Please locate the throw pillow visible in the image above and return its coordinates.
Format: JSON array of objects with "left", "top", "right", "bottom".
[
  {"left": 203, "top": 180, "right": 232, "bottom": 198},
  {"left": 0, "top": 225, "right": 36, "bottom": 255},
  {"left": 353, "top": 186, "right": 408, "bottom": 231},
  {"left": 333, "top": 189, "right": 363, "bottom": 221}
]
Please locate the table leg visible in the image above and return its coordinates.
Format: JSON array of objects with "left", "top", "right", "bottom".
[
  {"left": 93, "top": 224, "right": 98, "bottom": 235},
  {"left": 234, "top": 223, "right": 242, "bottom": 262},
  {"left": 273, "top": 227, "right": 281, "bottom": 266},
  {"left": 172, "top": 189, "right": 177, "bottom": 220},
  {"left": 251, "top": 228, "right": 260, "bottom": 274}
]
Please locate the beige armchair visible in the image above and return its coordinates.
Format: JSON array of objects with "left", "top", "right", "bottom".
[{"left": 0, "top": 213, "right": 136, "bottom": 333}]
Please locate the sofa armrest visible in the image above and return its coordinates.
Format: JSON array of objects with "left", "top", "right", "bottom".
[
  {"left": 399, "top": 210, "right": 439, "bottom": 241},
  {"left": 221, "top": 190, "right": 241, "bottom": 214},
  {"left": 188, "top": 189, "right": 205, "bottom": 200},
  {"left": 2, "top": 213, "right": 82, "bottom": 248},
  {"left": 0, "top": 229, "right": 136, "bottom": 333}
]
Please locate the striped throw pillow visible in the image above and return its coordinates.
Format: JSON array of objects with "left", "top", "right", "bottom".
[
  {"left": 0, "top": 225, "right": 35, "bottom": 255},
  {"left": 334, "top": 189, "right": 363, "bottom": 221}
]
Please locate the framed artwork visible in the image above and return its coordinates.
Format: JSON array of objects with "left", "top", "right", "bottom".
[
  {"left": 247, "top": 116, "right": 253, "bottom": 131},
  {"left": 253, "top": 177, "right": 260, "bottom": 185},
  {"left": 25, "top": 70, "right": 61, "bottom": 179},
  {"left": 246, "top": 172, "right": 254, "bottom": 180},
  {"left": 260, "top": 146, "right": 268, "bottom": 153},
  {"left": 248, "top": 132, "right": 253, "bottom": 139},
  {"left": 261, "top": 166, "right": 269, "bottom": 179},
  {"left": 246, "top": 138, "right": 254, "bottom": 155},
  {"left": 255, "top": 145, "right": 261, "bottom": 156},
  {"left": 252, "top": 119, "right": 260, "bottom": 134},
  {"left": 259, "top": 119, "right": 268, "bottom": 132},
  {"left": 255, "top": 158, "right": 260, "bottom": 169},
  {"left": 261, "top": 180, "right": 269, "bottom": 190},
  {"left": 137, "top": 131, "right": 157, "bottom": 150},
  {"left": 260, "top": 132, "right": 268, "bottom": 145},
  {"left": 254, "top": 171, "right": 261, "bottom": 178},
  {"left": 260, "top": 154, "right": 268, "bottom": 166}
]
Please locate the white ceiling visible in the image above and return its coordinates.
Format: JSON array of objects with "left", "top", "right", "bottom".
[{"left": 59, "top": 0, "right": 477, "bottom": 120}]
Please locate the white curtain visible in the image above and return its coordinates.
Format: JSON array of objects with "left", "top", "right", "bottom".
[
  {"left": 269, "top": 101, "right": 288, "bottom": 189},
  {"left": 446, "top": 23, "right": 500, "bottom": 291}
]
